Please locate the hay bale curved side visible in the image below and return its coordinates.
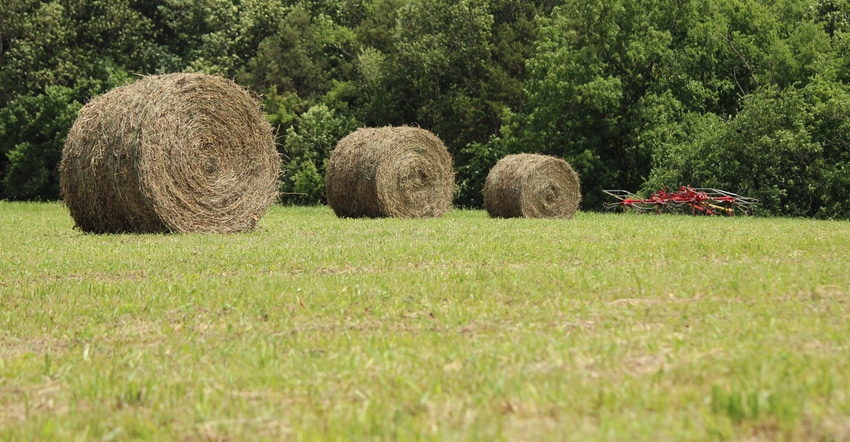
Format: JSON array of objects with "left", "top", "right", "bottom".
[
  {"left": 60, "top": 73, "right": 280, "bottom": 233},
  {"left": 325, "top": 126, "right": 454, "bottom": 218},
  {"left": 483, "top": 153, "right": 581, "bottom": 219}
]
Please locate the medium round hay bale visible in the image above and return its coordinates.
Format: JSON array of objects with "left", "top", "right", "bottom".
[
  {"left": 483, "top": 153, "right": 581, "bottom": 219},
  {"left": 60, "top": 73, "right": 280, "bottom": 233},
  {"left": 325, "top": 126, "right": 454, "bottom": 218}
]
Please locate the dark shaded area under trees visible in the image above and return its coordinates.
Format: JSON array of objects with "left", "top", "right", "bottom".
[{"left": 1, "top": 0, "right": 849, "bottom": 218}]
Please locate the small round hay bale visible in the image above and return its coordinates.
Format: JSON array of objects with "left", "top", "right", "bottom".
[
  {"left": 325, "top": 126, "right": 454, "bottom": 218},
  {"left": 483, "top": 153, "right": 581, "bottom": 219},
  {"left": 60, "top": 73, "right": 280, "bottom": 233}
]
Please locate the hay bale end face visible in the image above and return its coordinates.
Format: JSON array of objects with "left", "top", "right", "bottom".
[
  {"left": 483, "top": 153, "right": 581, "bottom": 219},
  {"left": 325, "top": 126, "right": 455, "bottom": 218},
  {"left": 60, "top": 73, "right": 280, "bottom": 234}
]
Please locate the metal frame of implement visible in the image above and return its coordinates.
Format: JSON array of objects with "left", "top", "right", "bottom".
[{"left": 603, "top": 186, "right": 758, "bottom": 216}]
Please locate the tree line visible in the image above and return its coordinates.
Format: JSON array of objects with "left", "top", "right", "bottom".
[{"left": 2, "top": 0, "right": 849, "bottom": 218}]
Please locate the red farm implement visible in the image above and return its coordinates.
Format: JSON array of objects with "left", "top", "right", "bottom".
[{"left": 603, "top": 186, "right": 758, "bottom": 216}]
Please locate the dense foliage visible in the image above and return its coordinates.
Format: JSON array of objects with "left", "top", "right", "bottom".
[{"left": 1, "top": 0, "right": 849, "bottom": 217}]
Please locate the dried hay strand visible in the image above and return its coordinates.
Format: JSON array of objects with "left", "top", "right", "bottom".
[
  {"left": 60, "top": 73, "right": 280, "bottom": 234},
  {"left": 483, "top": 153, "right": 581, "bottom": 219},
  {"left": 325, "top": 126, "right": 454, "bottom": 218}
]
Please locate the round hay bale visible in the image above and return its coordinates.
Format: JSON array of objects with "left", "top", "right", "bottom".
[
  {"left": 325, "top": 126, "right": 454, "bottom": 218},
  {"left": 60, "top": 73, "right": 280, "bottom": 234},
  {"left": 483, "top": 153, "right": 581, "bottom": 219}
]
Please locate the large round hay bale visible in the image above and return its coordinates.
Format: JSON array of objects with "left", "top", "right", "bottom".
[
  {"left": 325, "top": 126, "right": 454, "bottom": 218},
  {"left": 483, "top": 153, "right": 581, "bottom": 219},
  {"left": 60, "top": 73, "right": 280, "bottom": 234}
]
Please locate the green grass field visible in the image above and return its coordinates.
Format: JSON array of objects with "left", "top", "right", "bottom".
[{"left": 1, "top": 202, "right": 849, "bottom": 441}]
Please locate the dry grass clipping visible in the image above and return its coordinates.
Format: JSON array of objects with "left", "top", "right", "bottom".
[
  {"left": 60, "top": 73, "right": 280, "bottom": 234},
  {"left": 325, "top": 126, "right": 454, "bottom": 218},
  {"left": 483, "top": 153, "right": 581, "bottom": 219}
]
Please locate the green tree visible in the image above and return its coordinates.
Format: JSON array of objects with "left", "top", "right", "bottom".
[
  {"left": 0, "top": 0, "right": 153, "bottom": 200},
  {"left": 646, "top": 82, "right": 850, "bottom": 218},
  {"left": 241, "top": 4, "right": 358, "bottom": 101},
  {"left": 811, "top": 0, "right": 850, "bottom": 36},
  {"left": 0, "top": 86, "right": 82, "bottom": 200},
  {"left": 281, "top": 104, "right": 361, "bottom": 205},
  {"left": 149, "top": 0, "right": 290, "bottom": 75}
]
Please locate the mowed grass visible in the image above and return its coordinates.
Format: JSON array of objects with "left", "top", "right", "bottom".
[{"left": 1, "top": 202, "right": 849, "bottom": 441}]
